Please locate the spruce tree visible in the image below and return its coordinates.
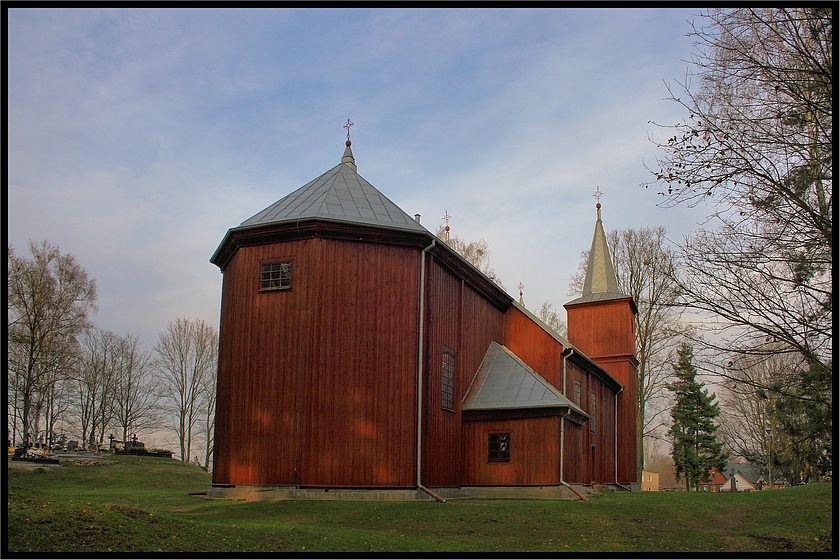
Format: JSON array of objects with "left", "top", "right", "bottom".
[{"left": 668, "top": 343, "right": 728, "bottom": 491}]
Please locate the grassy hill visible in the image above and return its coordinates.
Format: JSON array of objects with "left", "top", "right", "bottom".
[{"left": 5, "top": 454, "right": 834, "bottom": 554}]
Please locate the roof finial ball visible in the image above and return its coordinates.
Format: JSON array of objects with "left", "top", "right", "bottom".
[
  {"left": 442, "top": 209, "right": 452, "bottom": 243},
  {"left": 343, "top": 118, "right": 354, "bottom": 146}
]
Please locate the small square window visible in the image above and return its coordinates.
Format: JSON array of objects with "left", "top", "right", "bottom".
[
  {"left": 488, "top": 433, "right": 510, "bottom": 462},
  {"left": 260, "top": 262, "right": 291, "bottom": 291}
]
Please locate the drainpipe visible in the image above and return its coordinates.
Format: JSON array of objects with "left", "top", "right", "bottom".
[
  {"left": 558, "top": 351, "right": 587, "bottom": 502},
  {"left": 557, "top": 409, "right": 588, "bottom": 502},
  {"left": 614, "top": 388, "right": 631, "bottom": 492},
  {"left": 559, "top": 410, "right": 565, "bottom": 482},
  {"left": 416, "top": 238, "right": 445, "bottom": 503},
  {"left": 562, "top": 348, "right": 574, "bottom": 396},
  {"left": 560, "top": 349, "right": 573, "bottom": 482}
]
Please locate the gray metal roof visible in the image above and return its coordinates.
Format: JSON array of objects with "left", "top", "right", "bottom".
[
  {"left": 462, "top": 341, "right": 586, "bottom": 414},
  {"left": 237, "top": 148, "right": 428, "bottom": 235}
]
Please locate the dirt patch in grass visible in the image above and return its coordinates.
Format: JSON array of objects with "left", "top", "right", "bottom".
[
  {"left": 746, "top": 533, "right": 796, "bottom": 551},
  {"left": 7, "top": 461, "right": 61, "bottom": 470}
]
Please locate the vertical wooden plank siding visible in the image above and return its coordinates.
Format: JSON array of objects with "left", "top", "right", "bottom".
[
  {"left": 421, "top": 259, "right": 461, "bottom": 486},
  {"left": 562, "top": 419, "right": 586, "bottom": 484},
  {"left": 560, "top": 361, "right": 621, "bottom": 485},
  {"left": 501, "top": 307, "right": 564, "bottom": 387},
  {"left": 563, "top": 361, "right": 587, "bottom": 484},
  {"left": 212, "top": 238, "right": 420, "bottom": 487},
  {"left": 212, "top": 232, "right": 632, "bottom": 489},
  {"left": 598, "top": 358, "right": 638, "bottom": 484},
  {"left": 565, "top": 299, "right": 638, "bottom": 484},
  {"left": 565, "top": 300, "right": 636, "bottom": 359},
  {"left": 461, "top": 417, "right": 560, "bottom": 486},
  {"left": 604, "top": 390, "right": 616, "bottom": 483},
  {"left": 421, "top": 260, "right": 504, "bottom": 487}
]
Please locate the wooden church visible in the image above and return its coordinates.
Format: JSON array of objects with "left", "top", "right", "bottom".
[{"left": 209, "top": 136, "right": 638, "bottom": 499}]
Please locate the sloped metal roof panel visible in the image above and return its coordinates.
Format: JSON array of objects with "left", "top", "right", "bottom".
[
  {"left": 462, "top": 341, "right": 586, "bottom": 414},
  {"left": 237, "top": 161, "right": 427, "bottom": 234}
]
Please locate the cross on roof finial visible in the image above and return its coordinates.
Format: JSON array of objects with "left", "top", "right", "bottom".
[
  {"left": 518, "top": 282, "right": 524, "bottom": 296},
  {"left": 343, "top": 118, "right": 354, "bottom": 143},
  {"left": 442, "top": 209, "right": 452, "bottom": 242},
  {"left": 593, "top": 186, "right": 603, "bottom": 205}
]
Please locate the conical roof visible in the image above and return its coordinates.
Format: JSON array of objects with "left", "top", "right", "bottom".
[
  {"left": 566, "top": 203, "right": 628, "bottom": 306},
  {"left": 237, "top": 145, "right": 427, "bottom": 234}
]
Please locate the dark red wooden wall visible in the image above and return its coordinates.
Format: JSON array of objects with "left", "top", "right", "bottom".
[
  {"left": 565, "top": 299, "right": 638, "bottom": 484},
  {"left": 212, "top": 229, "right": 632, "bottom": 489},
  {"left": 421, "top": 257, "right": 503, "bottom": 487},
  {"left": 461, "top": 417, "right": 560, "bottom": 486},
  {"left": 502, "top": 307, "right": 564, "bottom": 387},
  {"left": 213, "top": 237, "right": 420, "bottom": 487},
  {"left": 561, "top": 360, "right": 617, "bottom": 485}
]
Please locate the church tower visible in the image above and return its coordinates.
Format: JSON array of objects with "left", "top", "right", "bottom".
[{"left": 564, "top": 198, "right": 639, "bottom": 486}]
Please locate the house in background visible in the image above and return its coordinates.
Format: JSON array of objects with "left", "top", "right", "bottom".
[
  {"left": 207, "top": 139, "right": 639, "bottom": 500},
  {"left": 721, "top": 471, "right": 756, "bottom": 492},
  {"left": 700, "top": 467, "right": 728, "bottom": 492},
  {"left": 641, "top": 470, "right": 659, "bottom": 491}
]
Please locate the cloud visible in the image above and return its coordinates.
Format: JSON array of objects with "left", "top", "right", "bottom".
[{"left": 8, "top": 7, "right": 705, "bottom": 348}]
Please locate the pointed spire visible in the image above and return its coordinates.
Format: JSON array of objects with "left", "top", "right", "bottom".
[
  {"left": 518, "top": 282, "right": 525, "bottom": 306},
  {"left": 575, "top": 190, "right": 624, "bottom": 303},
  {"left": 341, "top": 118, "right": 357, "bottom": 171}
]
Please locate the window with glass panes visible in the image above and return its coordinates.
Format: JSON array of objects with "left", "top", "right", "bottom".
[
  {"left": 441, "top": 350, "right": 456, "bottom": 411},
  {"left": 488, "top": 433, "right": 510, "bottom": 462},
  {"left": 260, "top": 261, "right": 291, "bottom": 291}
]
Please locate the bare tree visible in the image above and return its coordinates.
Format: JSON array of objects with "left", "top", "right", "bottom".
[
  {"left": 40, "top": 374, "right": 74, "bottom": 449},
  {"left": 111, "top": 333, "right": 160, "bottom": 445},
  {"left": 7, "top": 240, "right": 97, "bottom": 447},
  {"left": 199, "top": 366, "right": 218, "bottom": 471},
  {"left": 646, "top": 9, "right": 832, "bottom": 473},
  {"left": 155, "top": 317, "right": 218, "bottom": 462},
  {"left": 644, "top": 451, "right": 680, "bottom": 489},
  {"left": 718, "top": 348, "right": 803, "bottom": 488},
  {"left": 537, "top": 301, "right": 566, "bottom": 337},
  {"left": 435, "top": 224, "right": 506, "bottom": 290},
  {"left": 646, "top": 8, "right": 832, "bottom": 378},
  {"left": 74, "top": 329, "right": 119, "bottom": 448},
  {"left": 569, "top": 227, "right": 686, "bottom": 477}
]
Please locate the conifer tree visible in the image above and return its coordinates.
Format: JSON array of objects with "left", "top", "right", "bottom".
[{"left": 668, "top": 343, "right": 728, "bottom": 491}]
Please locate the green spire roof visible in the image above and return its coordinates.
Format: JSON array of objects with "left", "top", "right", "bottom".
[{"left": 566, "top": 203, "right": 627, "bottom": 306}]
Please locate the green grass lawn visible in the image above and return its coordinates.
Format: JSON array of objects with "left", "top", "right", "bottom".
[{"left": 5, "top": 455, "right": 834, "bottom": 554}]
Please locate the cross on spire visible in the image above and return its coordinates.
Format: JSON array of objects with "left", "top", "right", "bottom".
[
  {"left": 518, "top": 282, "right": 525, "bottom": 306},
  {"left": 442, "top": 209, "right": 452, "bottom": 242},
  {"left": 343, "top": 118, "right": 354, "bottom": 143},
  {"left": 593, "top": 186, "right": 603, "bottom": 205}
]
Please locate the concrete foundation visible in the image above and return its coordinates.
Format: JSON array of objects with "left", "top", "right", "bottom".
[{"left": 202, "top": 484, "right": 610, "bottom": 502}]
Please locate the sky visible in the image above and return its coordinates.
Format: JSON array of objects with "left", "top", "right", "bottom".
[{"left": 7, "top": 7, "right": 713, "bottom": 354}]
